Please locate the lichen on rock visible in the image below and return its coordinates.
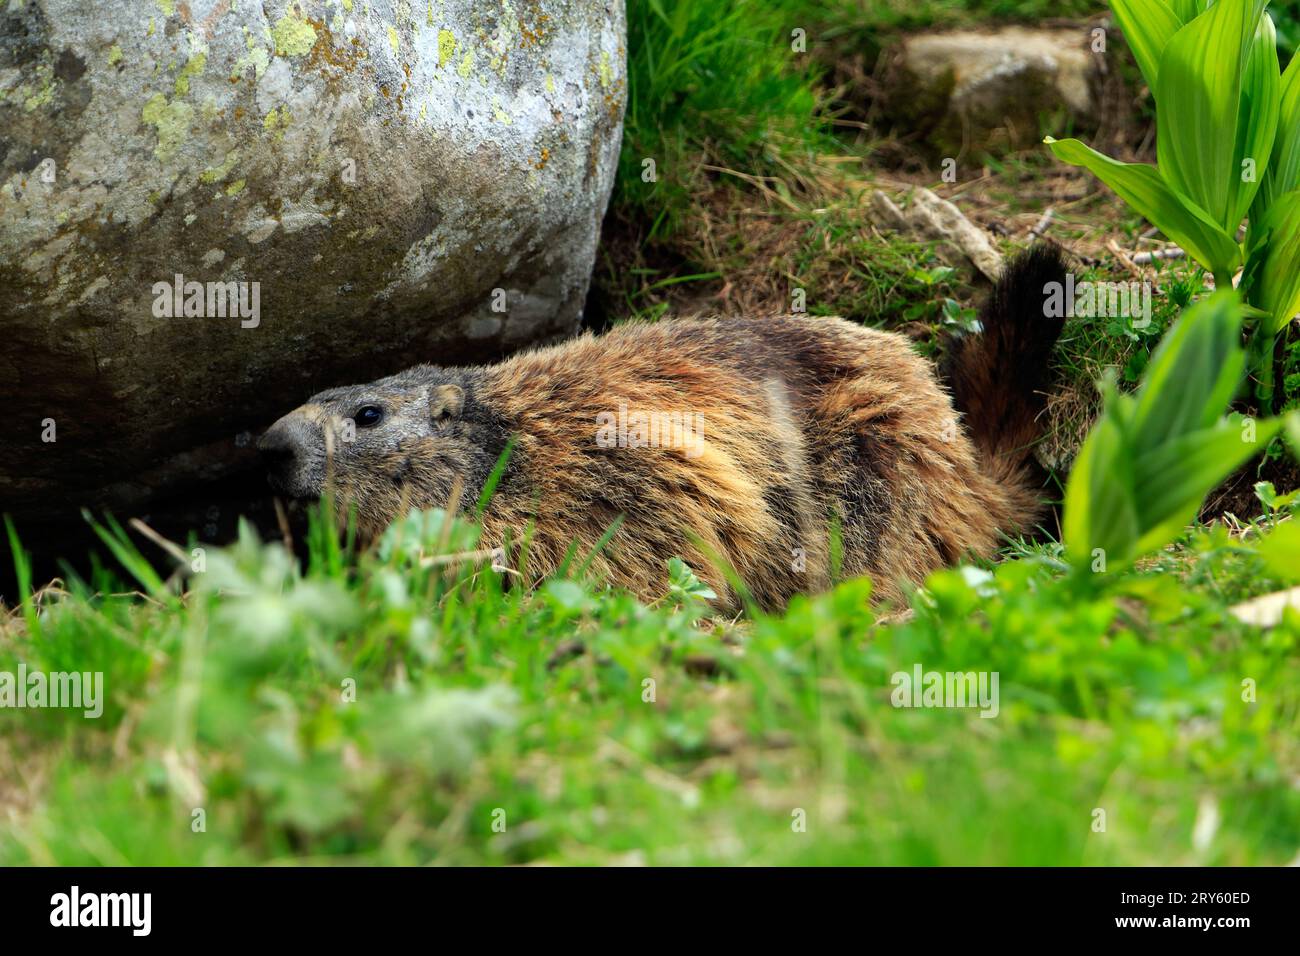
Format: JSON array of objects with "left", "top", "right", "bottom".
[{"left": 0, "top": 0, "right": 628, "bottom": 525}]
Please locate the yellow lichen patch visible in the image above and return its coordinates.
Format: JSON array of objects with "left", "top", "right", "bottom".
[
  {"left": 492, "top": 97, "right": 511, "bottom": 125},
  {"left": 388, "top": 26, "right": 400, "bottom": 56},
  {"left": 232, "top": 44, "right": 269, "bottom": 81},
  {"left": 174, "top": 51, "right": 207, "bottom": 96},
  {"left": 272, "top": 13, "right": 317, "bottom": 57},
  {"left": 199, "top": 149, "right": 239, "bottom": 184},
  {"left": 107, "top": 45, "right": 124, "bottom": 67},
  {"left": 438, "top": 29, "right": 456, "bottom": 68},
  {"left": 457, "top": 47, "right": 474, "bottom": 78},
  {"left": 225, "top": 178, "right": 247, "bottom": 197},
  {"left": 19, "top": 67, "right": 56, "bottom": 112},
  {"left": 598, "top": 50, "right": 613, "bottom": 89},
  {"left": 544, "top": 73, "right": 554, "bottom": 94},
  {"left": 262, "top": 105, "right": 292, "bottom": 141},
  {"left": 141, "top": 93, "right": 194, "bottom": 161},
  {"left": 156, "top": 0, "right": 175, "bottom": 17}
]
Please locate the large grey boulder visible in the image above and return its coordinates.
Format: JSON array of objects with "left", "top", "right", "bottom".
[{"left": 0, "top": 0, "right": 626, "bottom": 522}]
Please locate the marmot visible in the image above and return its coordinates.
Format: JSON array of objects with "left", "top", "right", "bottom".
[{"left": 258, "top": 247, "right": 1066, "bottom": 610}]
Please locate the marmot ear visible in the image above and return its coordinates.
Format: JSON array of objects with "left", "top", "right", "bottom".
[{"left": 428, "top": 384, "right": 465, "bottom": 427}]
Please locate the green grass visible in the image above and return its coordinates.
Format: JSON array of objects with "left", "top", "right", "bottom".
[
  {"left": 2, "top": 496, "right": 1299, "bottom": 866},
  {"left": 616, "top": 0, "right": 837, "bottom": 239}
]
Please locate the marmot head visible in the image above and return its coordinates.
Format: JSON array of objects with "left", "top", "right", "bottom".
[{"left": 257, "top": 365, "right": 507, "bottom": 537}]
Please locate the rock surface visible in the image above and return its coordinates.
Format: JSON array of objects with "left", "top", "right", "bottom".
[
  {"left": 0, "top": 0, "right": 626, "bottom": 521},
  {"left": 880, "top": 24, "right": 1104, "bottom": 156}
]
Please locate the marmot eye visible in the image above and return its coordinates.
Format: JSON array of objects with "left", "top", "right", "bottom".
[{"left": 355, "top": 405, "right": 384, "bottom": 428}]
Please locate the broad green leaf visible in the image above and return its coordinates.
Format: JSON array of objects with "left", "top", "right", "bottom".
[
  {"left": 1256, "top": 520, "right": 1300, "bottom": 582},
  {"left": 667, "top": 556, "right": 718, "bottom": 603},
  {"left": 1255, "top": 479, "right": 1278, "bottom": 510},
  {"left": 1064, "top": 408, "right": 1141, "bottom": 568},
  {"left": 1064, "top": 288, "right": 1278, "bottom": 573},
  {"left": 1110, "top": 0, "right": 1185, "bottom": 89},
  {"left": 1229, "top": 14, "right": 1280, "bottom": 229},
  {"left": 1250, "top": 188, "right": 1300, "bottom": 334},
  {"left": 1130, "top": 290, "right": 1245, "bottom": 449},
  {"left": 1254, "top": 477, "right": 1300, "bottom": 511},
  {"left": 1288, "top": 410, "right": 1300, "bottom": 456},
  {"left": 1254, "top": 47, "right": 1300, "bottom": 220},
  {"left": 1156, "top": 0, "right": 1268, "bottom": 230},
  {"left": 1169, "top": 0, "right": 1208, "bottom": 23},
  {"left": 1045, "top": 137, "right": 1241, "bottom": 273},
  {"left": 543, "top": 579, "right": 595, "bottom": 614},
  {"left": 1132, "top": 416, "right": 1282, "bottom": 547}
]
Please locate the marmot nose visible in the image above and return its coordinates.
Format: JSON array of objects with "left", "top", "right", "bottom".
[
  {"left": 257, "top": 417, "right": 309, "bottom": 493},
  {"left": 256, "top": 423, "right": 299, "bottom": 463}
]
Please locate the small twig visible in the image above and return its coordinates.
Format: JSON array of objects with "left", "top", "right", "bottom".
[
  {"left": 437, "top": 477, "right": 465, "bottom": 557},
  {"left": 418, "top": 547, "right": 496, "bottom": 567},
  {"left": 599, "top": 736, "right": 700, "bottom": 801},
  {"left": 1131, "top": 246, "right": 1185, "bottom": 265},
  {"left": 1028, "top": 207, "right": 1055, "bottom": 239},
  {"left": 108, "top": 589, "right": 168, "bottom": 607},
  {"left": 1106, "top": 239, "right": 1143, "bottom": 280},
  {"left": 128, "top": 517, "right": 189, "bottom": 567},
  {"left": 418, "top": 547, "right": 521, "bottom": 576},
  {"left": 28, "top": 579, "right": 69, "bottom": 607},
  {"left": 112, "top": 702, "right": 140, "bottom": 761},
  {"left": 943, "top": 171, "right": 993, "bottom": 199},
  {"left": 273, "top": 497, "right": 294, "bottom": 552},
  {"left": 699, "top": 164, "right": 801, "bottom": 213}
]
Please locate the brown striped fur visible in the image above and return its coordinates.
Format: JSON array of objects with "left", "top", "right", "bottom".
[{"left": 259, "top": 248, "right": 1066, "bottom": 610}]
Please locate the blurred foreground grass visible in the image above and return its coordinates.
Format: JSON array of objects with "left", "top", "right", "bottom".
[{"left": 2, "top": 499, "right": 1298, "bottom": 865}]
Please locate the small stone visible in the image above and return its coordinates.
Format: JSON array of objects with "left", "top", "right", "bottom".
[{"left": 880, "top": 24, "right": 1103, "bottom": 157}]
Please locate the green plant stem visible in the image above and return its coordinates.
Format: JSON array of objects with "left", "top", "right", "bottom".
[
  {"left": 1259, "top": 340, "right": 1278, "bottom": 413},
  {"left": 1246, "top": 321, "right": 1279, "bottom": 413}
]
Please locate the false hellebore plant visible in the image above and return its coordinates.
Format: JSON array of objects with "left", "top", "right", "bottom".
[
  {"left": 1047, "top": 0, "right": 1300, "bottom": 406},
  {"left": 1065, "top": 289, "right": 1275, "bottom": 572}
]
